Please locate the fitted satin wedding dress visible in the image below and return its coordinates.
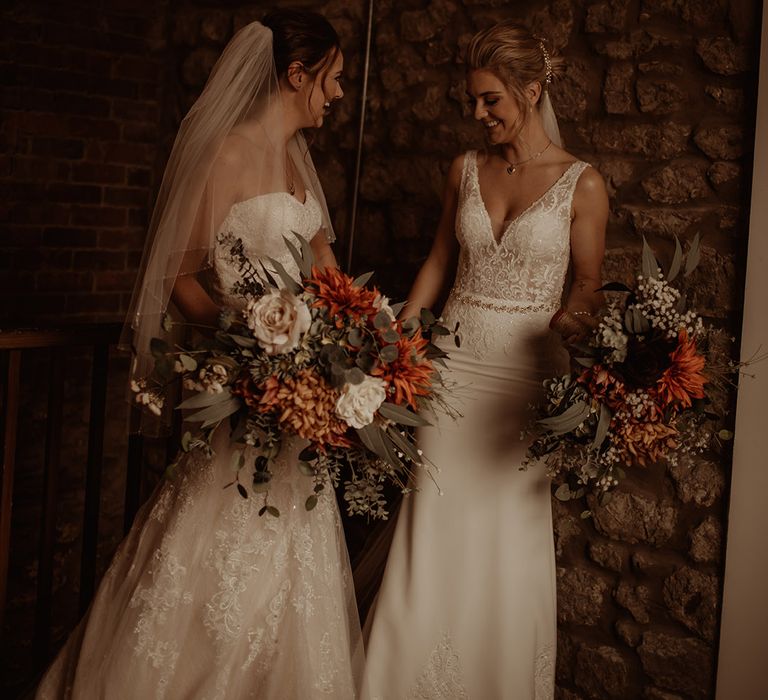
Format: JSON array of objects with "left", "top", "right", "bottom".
[
  {"left": 363, "top": 151, "right": 590, "bottom": 699},
  {"left": 37, "top": 191, "right": 364, "bottom": 700}
]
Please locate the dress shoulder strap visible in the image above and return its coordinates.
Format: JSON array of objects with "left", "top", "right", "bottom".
[
  {"left": 458, "top": 150, "right": 477, "bottom": 196},
  {"left": 558, "top": 161, "right": 591, "bottom": 211}
]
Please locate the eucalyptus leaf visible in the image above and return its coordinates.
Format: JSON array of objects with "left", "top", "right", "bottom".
[
  {"left": 353, "top": 271, "right": 374, "bottom": 288},
  {"left": 402, "top": 317, "right": 420, "bottom": 336},
  {"left": 178, "top": 388, "right": 233, "bottom": 410},
  {"left": 591, "top": 403, "right": 613, "bottom": 450},
  {"left": 580, "top": 509, "right": 592, "bottom": 519},
  {"left": 420, "top": 308, "right": 436, "bottom": 326},
  {"left": 161, "top": 313, "right": 173, "bottom": 332},
  {"left": 229, "top": 334, "right": 257, "bottom": 348},
  {"left": 624, "top": 307, "right": 636, "bottom": 334},
  {"left": 539, "top": 400, "right": 591, "bottom": 435},
  {"left": 181, "top": 431, "right": 192, "bottom": 452},
  {"left": 684, "top": 232, "right": 701, "bottom": 276},
  {"left": 236, "top": 483, "right": 248, "bottom": 499},
  {"left": 574, "top": 356, "right": 596, "bottom": 368},
  {"left": 345, "top": 367, "right": 365, "bottom": 385},
  {"left": 718, "top": 429, "right": 734, "bottom": 441},
  {"left": 259, "top": 262, "right": 279, "bottom": 289},
  {"left": 554, "top": 483, "right": 572, "bottom": 501},
  {"left": 229, "top": 450, "right": 243, "bottom": 472},
  {"left": 298, "top": 445, "right": 318, "bottom": 461},
  {"left": 179, "top": 354, "right": 197, "bottom": 372},
  {"left": 641, "top": 236, "right": 660, "bottom": 280},
  {"left": 390, "top": 301, "right": 406, "bottom": 316},
  {"left": 374, "top": 310, "right": 392, "bottom": 330},
  {"left": 378, "top": 402, "right": 430, "bottom": 427},
  {"left": 348, "top": 328, "right": 364, "bottom": 346},
  {"left": 667, "top": 236, "right": 683, "bottom": 282},
  {"left": 379, "top": 345, "right": 399, "bottom": 363},
  {"left": 187, "top": 397, "right": 241, "bottom": 426},
  {"left": 282, "top": 235, "right": 312, "bottom": 279},
  {"left": 382, "top": 327, "right": 401, "bottom": 343},
  {"left": 292, "top": 230, "right": 316, "bottom": 270},
  {"left": 266, "top": 505, "right": 280, "bottom": 518},
  {"left": 266, "top": 257, "right": 301, "bottom": 294},
  {"left": 356, "top": 423, "right": 395, "bottom": 464},
  {"left": 154, "top": 355, "right": 175, "bottom": 382},
  {"left": 430, "top": 325, "right": 450, "bottom": 336},
  {"left": 632, "top": 307, "right": 651, "bottom": 333},
  {"left": 305, "top": 495, "right": 318, "bottom": 511}
]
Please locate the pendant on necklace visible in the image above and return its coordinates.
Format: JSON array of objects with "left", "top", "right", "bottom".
[
  {"left": 506, "top": 165, "right": 516, "bottom": 175},
  {"left": 288, "top": 181, "right": 295, "bottom": 196}
]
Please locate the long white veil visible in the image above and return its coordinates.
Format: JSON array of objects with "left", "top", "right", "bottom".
[{"left": 121, "top": 21, "right": 335, "bottom": 434}]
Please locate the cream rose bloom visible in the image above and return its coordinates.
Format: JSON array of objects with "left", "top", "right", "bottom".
[
  {"left": 245, "top": 289, "right": 311, "bottom": 355},
  {"left": 335, "top": 375, "right": 388, "bottom": 429}
]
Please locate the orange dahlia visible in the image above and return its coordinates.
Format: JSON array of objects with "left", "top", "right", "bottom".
[
  {"left": 372, "top": 329, "right": 434, "bottom": 410},
  {"left": 613, "top": 416, "right": 678, "bottom": 466},
  {"left": 233, "top": 371, "right": 350, "bottom": 447},
  {"left": 656, "top": 329, "right": 707, "bottom": 409},
  {"left": 579, "top": 364, "right": 626, "bottom": 410},
  {"left": 304, "top": 265, "right": 380, "bottom": 328}
]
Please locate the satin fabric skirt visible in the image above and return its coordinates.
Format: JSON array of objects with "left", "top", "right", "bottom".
[
  {"left": 363, "top": 307, "right": 565, "bottom": 700},
  {"left": 36, "top": 426, "right": 364, "bottom": 700}
]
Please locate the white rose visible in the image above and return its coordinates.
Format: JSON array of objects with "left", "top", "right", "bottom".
[
  {"left": 374, "top": 293, "right": 396, "bottom": 322},
  {"left": 245, "top": 289, "right": 311, "bottom": 355},
  {"left": 335, "top": 375, "right": 388, "bottom": 429}
]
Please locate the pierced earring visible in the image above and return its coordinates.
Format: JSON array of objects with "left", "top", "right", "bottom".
[{"left": 324, "top": 102, "right": 330, "bottom": 108}]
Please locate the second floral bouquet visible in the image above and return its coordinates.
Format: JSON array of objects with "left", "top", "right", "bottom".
[{"left": 133, "top": 233, "right": 450, "bottom": 520}]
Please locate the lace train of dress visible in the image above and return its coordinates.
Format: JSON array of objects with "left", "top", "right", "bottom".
[
  {"left": 363, "top": 152, "right": 589, "bottom": 699},
  {"left": 37, "top": 192, "right": 364, "bottom": 700}
]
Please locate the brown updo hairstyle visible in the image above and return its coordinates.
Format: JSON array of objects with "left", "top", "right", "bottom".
[
  {"left": 466, "top": 21, "right": 565, "bottom": 136},
  {"left": 262, "top": 8, "right": 340, "bottom": 85}
]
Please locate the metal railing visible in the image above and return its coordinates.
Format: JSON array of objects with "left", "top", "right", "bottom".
[{"left": 0, "top": 324, "right": 142, "bottom": 673}]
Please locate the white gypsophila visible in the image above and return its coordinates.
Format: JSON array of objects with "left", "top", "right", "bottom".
[
  {"left": 335, "top": 375, "right": 388, "bottom": 429},
  {"left": 373, "top": 293, "right": 396, "bottom": 322},
  {"left": 597, "top": 305, "right": 628, "bottom": 362},
  {"left": 634, "top": 274, "right": 703, "bottom": 340},
  {"left": 245, "top": 289, "right": 311, "bottom": 355}
]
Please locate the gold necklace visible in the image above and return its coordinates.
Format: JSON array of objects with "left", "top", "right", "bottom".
[{"left": 501, "top": 140, "right": 552, "bottom": 174}]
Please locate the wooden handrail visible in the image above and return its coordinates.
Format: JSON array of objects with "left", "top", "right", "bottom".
[{"left": 0, "top": 324, "right": 124, "bottom": 351}]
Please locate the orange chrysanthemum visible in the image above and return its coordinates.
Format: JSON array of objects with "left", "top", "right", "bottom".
[
  {"left": 613, "top": 416, "right": 678, "bottom": 466},
  {"left": 372, "top": 329, "right": 434, "bottom": 410},
  {"left": 656, "top": 330, "right": 707, "bottom": 409},
  {"left": 233, "top": 371, "right": 351, "bottom": 448},
  {"left": 304, "top": 265, "right": 380, "bottom": 328}
]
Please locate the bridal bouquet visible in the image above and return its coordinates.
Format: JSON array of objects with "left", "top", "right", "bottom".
[
  {"left": 524, "top": 236, "right": 737, "bottom": 506},
  {"left": 132, "top": 234, "right": 451, "bottom": 520}
]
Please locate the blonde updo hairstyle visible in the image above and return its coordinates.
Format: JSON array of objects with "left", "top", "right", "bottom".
[{"left": 465, "top": 21, "right": 565, "bottom": 137}]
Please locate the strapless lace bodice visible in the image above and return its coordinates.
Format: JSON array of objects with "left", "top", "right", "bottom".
[
  {"left": 443, "top": 151, "right": 590, "bottom": 357},
  {"left": 212, "top": 191, "right": 322, "bottom": 305}
]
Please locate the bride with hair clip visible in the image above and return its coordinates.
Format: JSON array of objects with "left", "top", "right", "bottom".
[
  {"left": 362, "top": 21, "right": 608, "bottom": 699},
  {"left": 37, "top": 10, "right": 364, "bottom": 699}
]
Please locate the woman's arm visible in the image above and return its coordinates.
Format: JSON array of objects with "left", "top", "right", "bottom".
[
  {"left": 310, "top": 230, "right": 338, "bottom": 270},
  {"left": 401, "top": 155, "right": 463, "bottom": 320},
  {"left": 171, "top": 145, "right": 243, "bottom": 326},
  {"left": 552, "top": 166, "right": 609, "bottom": 343}
]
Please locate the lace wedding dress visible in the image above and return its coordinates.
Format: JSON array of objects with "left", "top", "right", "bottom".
[
  {"left": 37, "top": 191, "right": 364, "bottom": 700},
  {"left": 363, "top": 151, "right": 590, "bottom": 699}
]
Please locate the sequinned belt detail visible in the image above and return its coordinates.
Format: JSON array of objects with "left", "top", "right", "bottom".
[{"left": 451, "top": 292, "right": 558, "bottom": 315}]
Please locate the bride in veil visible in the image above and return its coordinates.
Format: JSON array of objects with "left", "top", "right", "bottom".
[{"left": 37, "top": 10, "right": 363, "bottom": 699}]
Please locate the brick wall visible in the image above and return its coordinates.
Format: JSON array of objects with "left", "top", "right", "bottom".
[{"left": 1, "top": 0, "right": 168, "bottom": 325}]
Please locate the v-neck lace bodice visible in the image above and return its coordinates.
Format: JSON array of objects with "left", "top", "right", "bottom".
[{"left": 442, "top": 150, "right": 590, "bottom": 357}]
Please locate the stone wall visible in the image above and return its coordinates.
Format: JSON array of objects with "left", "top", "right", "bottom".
[{"left": 0, "top": 0, "right": 761, "bottom": 698}]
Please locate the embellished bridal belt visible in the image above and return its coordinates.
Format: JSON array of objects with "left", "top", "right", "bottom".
[{"left": 450, "top": 291, "right": 559, "bottom": 315}]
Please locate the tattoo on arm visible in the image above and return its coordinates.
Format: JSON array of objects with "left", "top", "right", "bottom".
[{"left": 576, "top": 280, "right": 587, "bottom": 292}]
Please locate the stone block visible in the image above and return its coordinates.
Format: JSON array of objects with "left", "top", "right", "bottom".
[
  {"left": 557, "top": 566, "right": 609, "bottom": 625},
  {"left": 696, "top": 36, "right": 750, "bottom": 75},
  {"left": 663, "top": 566, "right": 718, "bottom": 641},
  {"left": 604, "top": 63, "right": 634, "bottom": 114},
  {"left": 615, "top": 582, "right": 651, "bottom": 623},
  {"left": 585, "top": 0, "right": 630, "bottom": 33},
  {"left": 668, "top": 455, "right": 725, "bottom": 507},
  {"left": 590, "top": 490, "right": 678, "bottom": 546},
  {"left": 638, "top": 631, "right": 712, "bottom": 699},
  {"left": 641, "top": 161, "right": 710, "bottom": 204},
  {"left": 694, "top": 125, "right": 743, "bottom": 160},
  {"left": 575, "top": 643, "right": 630, "bottom": 698},
  {"left": 689, "top": 516, "right": 722, "bottom": 564},
  {"left": 636, "top": 78, "right": 687, "bottom": 114}
]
